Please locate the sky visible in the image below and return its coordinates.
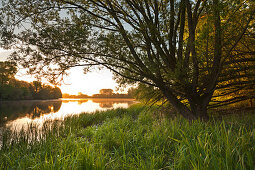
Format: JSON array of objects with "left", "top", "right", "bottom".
[
  {"left": 0, "top": 3, "right": 127, "bottom": 96},
  {"left": 0, "top": 48, "right": 122, "bottom": 96}
]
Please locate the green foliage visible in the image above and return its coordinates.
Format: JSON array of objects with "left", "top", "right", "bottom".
[
  {"left": 0, "top": 79, "right": 62, "bottom": 100},
  {"left": 0, "top": 61, "right": 17, "bottom": 85},
  {"left": 0, "top": 61, "right": 62, "bottom": 100},
  {"left": 99, "top": 89, "right": 113, "bottom": 95},
  {"left": 0, "top": 85, "right": 31, "bottom": 100},
  {"left": 1, "top": 0, "right": 255, "bottom": 118},
  {"left": 34, "top": 84, "right": 62, "bottom": 100},
  {"left": 131, "top": 83, "right": 165, "bottom": 104},
  {"left": 0, "top": 105, "right": 254, "bottom": 169}
]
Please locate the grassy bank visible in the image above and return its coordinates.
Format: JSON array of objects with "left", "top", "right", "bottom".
[{"left": 0, "top": 105, "right": 254, "bottom": 169}]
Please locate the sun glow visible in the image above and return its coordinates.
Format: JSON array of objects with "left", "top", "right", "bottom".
[
  {"left": 14, "top": 67, "right": 119, "bottom": 96},
  {"left": 59, "top": 67, "right": 118, "bottom": 96},
  {"left": 1, "top": 49, "right": 120, "bottom": 96},
  {"left": 0, "top": 48, "right": 13, "bottom": 61}
]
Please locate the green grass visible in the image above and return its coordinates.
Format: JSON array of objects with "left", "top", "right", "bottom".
[{"left": 0, "top": 104, "right": 254, "bottom": 169}]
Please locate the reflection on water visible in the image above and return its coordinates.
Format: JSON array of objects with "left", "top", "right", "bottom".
[
  {"left": 92, "top": 99, "right": 130, "bottom": 108},
  {"left": 0, "top": 100, "right": 62, "bottom": 123},
  {"left": 0, "top": 98, "right": 136, "bottom": 132}
]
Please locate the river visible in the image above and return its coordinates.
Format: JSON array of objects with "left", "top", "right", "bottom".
[{"left": 0, "top": 98, "right": 137, "bottom": 132}]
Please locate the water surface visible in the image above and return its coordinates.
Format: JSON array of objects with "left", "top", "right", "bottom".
[{"left": 0, "top": 98, "right": 136, "bottom": 131}]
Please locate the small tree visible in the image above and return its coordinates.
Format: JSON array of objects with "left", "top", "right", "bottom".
[{"left": 100, "top": 89, "right": 114, "bottom": 96}]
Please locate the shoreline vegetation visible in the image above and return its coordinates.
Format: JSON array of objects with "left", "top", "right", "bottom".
[
  {"left": 0, "top": 104, "right": 254, "bottom": 169},
  {"left": 0, "top": 78, "right": 62, "bottom": 101},
  {"left": 62, "top": 95, "right": 133, "bottom": 99},
  {"left": 0, "top": 97, "right": 135, "bottom": 102},
  {"left": 62, "top": 89, "right": 133, "bottom": 99},
  {"left": 0, "top": 61, "right": 62, "bottom": 101},
  {"left": 0, "top": 98, "right": 137, "bottom": 127}
]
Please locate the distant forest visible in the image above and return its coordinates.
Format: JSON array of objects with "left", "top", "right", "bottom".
[
  {"left": 63, "top": 89, "right": 133, "bottom": 99},
  {"left": 0, "top": 61, "right": 62, "bottom": 100},
  {"left": 0, "top": 79, "right": 62, "bottom": 100}
]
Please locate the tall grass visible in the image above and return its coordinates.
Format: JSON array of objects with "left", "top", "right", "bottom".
[{"left": 0, "top": 105, "right": 254, "bottom": 169}]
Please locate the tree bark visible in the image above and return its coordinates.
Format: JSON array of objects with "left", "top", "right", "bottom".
[
  {"left": 160, "top": 85, "right": 210, "bottom": 121},
  {"left": 190, "top": 102, "right": 209, "bottom": 121},
  {"left": 160, "top": 86, "right": 197, "bottom": 120}
]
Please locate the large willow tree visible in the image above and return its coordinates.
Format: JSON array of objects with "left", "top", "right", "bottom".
[{"left": 1, "top": 0, "right": 254, "bottom": 119}]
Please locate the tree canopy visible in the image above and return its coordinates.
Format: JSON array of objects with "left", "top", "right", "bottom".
[
  {"left": 0, "top": 61, "right": 62, "bottom": 100},
  {"left": 0, "top": 79, "right": 62, "bottom": 100},
  {"left": 100, "top": 89, "right": 113, "bottom": 95},
  {"left": 0, "top": 61, "right": 17, "bottom": 84},
  {"left": 1, "top": 0, "right": 254, "bottom": 119}
]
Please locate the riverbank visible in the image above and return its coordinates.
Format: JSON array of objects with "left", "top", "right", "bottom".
[{"left": 0, "top": 104, "right": 254, "bottom": 169}]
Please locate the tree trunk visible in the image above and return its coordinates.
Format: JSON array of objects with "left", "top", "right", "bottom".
[
  {"left": 161, "top": 87, "right": 197, "bottom": 120},
  {"left": 189, "top": 94, "right": 212, "bottom": 121},
  {"left": 190, "top": 103, "right": 209, "bottom": 121},
  {"left": 160, "top": 86, "right": 210, "bottom": 121}
]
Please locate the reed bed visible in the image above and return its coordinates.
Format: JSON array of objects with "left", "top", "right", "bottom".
[{"left": 0, "top": 105, "right": 254, "bottom": 169}]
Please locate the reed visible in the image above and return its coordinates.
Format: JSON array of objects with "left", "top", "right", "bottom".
[{"left": 0, "top": 105, "right": 254, "bottom": 169}]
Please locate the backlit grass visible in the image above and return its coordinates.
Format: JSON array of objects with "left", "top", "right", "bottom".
[{"left": 0, "top": 105, "right": 254, "bottom": 169}]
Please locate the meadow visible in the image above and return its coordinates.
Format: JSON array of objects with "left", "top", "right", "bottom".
[{"left": 0, "top": 104, "right": 254, "bottom": 169}]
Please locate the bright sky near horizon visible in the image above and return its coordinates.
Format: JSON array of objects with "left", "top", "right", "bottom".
[{"left": 0, "top": 48, "right": 121, "bottom": 95}]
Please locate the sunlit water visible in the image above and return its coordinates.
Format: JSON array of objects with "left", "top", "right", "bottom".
[{"left": 0, "top": 98, "right": 137, "bottom": 132}]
